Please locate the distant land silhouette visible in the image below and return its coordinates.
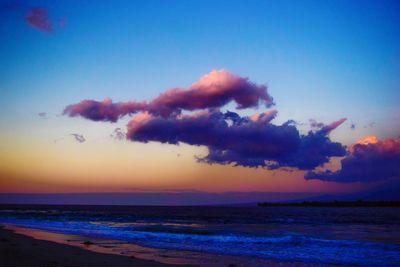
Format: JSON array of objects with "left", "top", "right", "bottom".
[
  {"left": 258, "top": 200, "right": 400, "bottom": 208},
  {"left": 0, "top": 180, "right": 399, "bottom": 206}
]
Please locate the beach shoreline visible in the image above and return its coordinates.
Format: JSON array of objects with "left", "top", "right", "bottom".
[
  {"left": 1, "top": 224, "right": 288, "bottom": 267},
  {"left": 2, "top": 204, "right": 399, "bottom": 266},
  {"left": 0, "top": 224, "right": 319, "bottom": 267},
  {"left": 0, "top": 225, "right": 193, "bottom": 267}
]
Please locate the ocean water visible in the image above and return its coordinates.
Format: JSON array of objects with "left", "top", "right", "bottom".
[{"left": 0, "top": 205, "right": 399, "bottom": 266}]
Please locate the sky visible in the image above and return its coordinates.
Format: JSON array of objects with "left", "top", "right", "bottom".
[{"left": 0, "top": 0, "right": 399, "bottom": 202}]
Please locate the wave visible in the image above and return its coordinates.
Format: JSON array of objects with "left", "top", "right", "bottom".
[{"left": 1, "top": 217, "right": 400, "bottom": 266}]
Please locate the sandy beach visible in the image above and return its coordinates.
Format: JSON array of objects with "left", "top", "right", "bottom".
[{"left": 0, "top": 226, "right": 192, "bottom": 267}]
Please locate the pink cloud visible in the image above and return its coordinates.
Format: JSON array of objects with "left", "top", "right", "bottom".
[
  {"left": 64, "top": 97, "right": 147, "bottom": 122},
  {"left": 64, "top": 70, "right": 274, "bottom": 121},
  {"left": 319, "top": 118, "right": 347, "bottom": 134},
  {"left": 250, "top": 110, "right": 278, "bottom": 123}
]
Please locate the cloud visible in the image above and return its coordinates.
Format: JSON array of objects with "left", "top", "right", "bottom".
[
  {"left": 127, "top": 110, "right": 346, "bottom": 170},
  {"left": 64, "top": 70, "right": 274, "bottom": 121},
  {"left": 110, "top": 127, "right": 125, "bottom": 140},
  {"left": 71, "top": 133, "right": 86, "bottom": 143},
  {"left": 250, "top": 110, "right": 278, "bottom": 123},
  {"left": 309, "top": 118, "right": 347, "bottom": 135},
  {"left": 306, "top": 136, "right": 400, "bottom": 182},
  {"left": 37, "top": 112, "right": 47, "bottom": 118},
  {"left": 1, "top": 4, "right": 66, "bottom": 33},
  {"left": 64, "top": 97, "right": 147, "bottom": 122},
  {"left": 64, "top": 70, "right": 348, "bottom": 176},
  {"left": 25, "top": 7, "right": 53, "bottom": 32},
  {"left": 317, "top": 118, "right": 347, "bottom": 135},
  {"left": 309, "top": 119, "right": 324, "bottom": 129}
]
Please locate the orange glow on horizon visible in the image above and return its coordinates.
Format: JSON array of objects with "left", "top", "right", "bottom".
[{"left": 0, "top": 131, "right": 371, "bottom": 195}]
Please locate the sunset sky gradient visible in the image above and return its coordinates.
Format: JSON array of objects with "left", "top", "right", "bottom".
[{"left": 1, "top": 0, "right": 399, "bottom": 202}]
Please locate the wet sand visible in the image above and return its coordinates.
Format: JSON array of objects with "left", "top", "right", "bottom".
[{"left": 0, "top": 226, "right": 192, "bottom": 267}]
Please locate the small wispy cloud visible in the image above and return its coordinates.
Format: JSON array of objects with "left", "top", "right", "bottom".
[
  {"left": 25, "top": 7, "right": 53, "bottom": 32},
  {"left": 71, "top": 133, "right": 86, "bottom": 143},
  {"left": 37, "top": 112, "right": 47, "bottom": 118},
  {"left": 309, "top": 118, "right": 347, "bottom": 134},
  {"left": 309, "top": 119, "right": 325, "bottom": 129},
  {"left": 110, "top": 127, "right": 125, "bottom": 140},
  {"left": 318, "top": 118, "right": 347, "bottom": 135},
  {"left": 1, "top": 3, "right": 66, "bottom": 33}
]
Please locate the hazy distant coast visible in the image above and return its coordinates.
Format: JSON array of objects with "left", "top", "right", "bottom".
[{"left": 258, "top": 200, "right": 400, "bottom": 207}]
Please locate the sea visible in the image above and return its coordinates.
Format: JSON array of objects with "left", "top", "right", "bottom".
[{"left": 0, "top": 205, "right": 399, "bottom": 266}]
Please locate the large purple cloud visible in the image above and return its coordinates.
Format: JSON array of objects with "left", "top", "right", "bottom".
[
  {"left": 64, "top": 70, "right": 351, "bottom": 177},
  {"left": 127, "top": 110, "right": 346, "bottom": 170},
  {"left": 63, "top": 70, "right": 273, "bottom": 121},
  {"left": 306, "top": 136, "right": 400, "bottom": 182}
]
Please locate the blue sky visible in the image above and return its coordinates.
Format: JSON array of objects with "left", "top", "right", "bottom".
[{"left": 2, "top": 1, "right": 399, "bottom": 110}]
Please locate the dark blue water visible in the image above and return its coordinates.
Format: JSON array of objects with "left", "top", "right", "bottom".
[{"left": 1, "top": 205, "right": 399, "bottom": 266}]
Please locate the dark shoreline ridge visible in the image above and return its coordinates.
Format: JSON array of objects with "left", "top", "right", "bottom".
[{"left": 258, "top": 200, "right": 400, "bottom": 207}]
